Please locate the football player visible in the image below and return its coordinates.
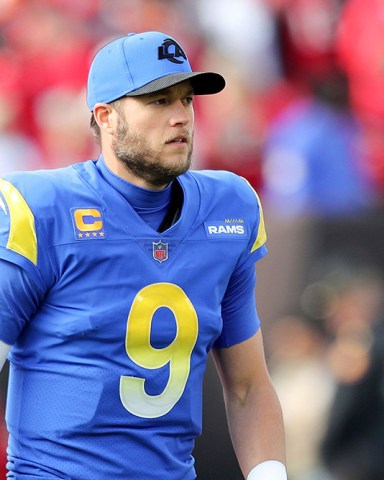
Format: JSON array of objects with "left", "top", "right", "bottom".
[{"left": 0, "top": 31, "right": 286, "bottom": 480}]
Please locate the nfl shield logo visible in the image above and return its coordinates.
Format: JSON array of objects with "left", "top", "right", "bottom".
[{"left": 153, "top": 240, "right": 168, "bottom": 263}]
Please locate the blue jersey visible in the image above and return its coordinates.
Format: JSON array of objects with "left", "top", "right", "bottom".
[{"left": 0, "top": 160, "right": 267, "bottom": 479}]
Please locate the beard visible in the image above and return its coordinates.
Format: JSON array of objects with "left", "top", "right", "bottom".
[{"left": 111, "top": 114, "right": 193, "bottom": 188}]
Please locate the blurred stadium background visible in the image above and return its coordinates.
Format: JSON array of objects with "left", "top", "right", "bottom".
[{"left": 1, "top": 1, "right": 384, "bottom": 479}]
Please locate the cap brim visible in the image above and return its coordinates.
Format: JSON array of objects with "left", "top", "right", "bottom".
[{"left": 126, "top": 72, "right": 225, "bottom": 96}]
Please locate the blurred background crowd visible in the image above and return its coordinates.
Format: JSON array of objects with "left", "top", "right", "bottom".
[{"left": 2, "top": 0, "right": 384, "bottom": 479}]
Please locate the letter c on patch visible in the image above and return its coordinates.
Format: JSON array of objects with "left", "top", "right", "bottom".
[{"left": 74, "top": 208, "right": 103, "bottom": 232}]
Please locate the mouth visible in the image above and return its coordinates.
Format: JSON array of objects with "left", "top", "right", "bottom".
[{"left": 166, "top": 135, "right": 188, "bottom": 145}]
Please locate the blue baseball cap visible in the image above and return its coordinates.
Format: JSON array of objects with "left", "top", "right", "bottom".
[{"left": 87, "top": 31, "right": 226, "bottom": 111}]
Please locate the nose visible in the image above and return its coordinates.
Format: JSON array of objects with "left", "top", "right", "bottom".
[{"left": 169, "top": 100, "right": 192, "bottom": 127}]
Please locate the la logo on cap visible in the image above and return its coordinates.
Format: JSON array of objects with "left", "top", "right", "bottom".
[{"left": 158, "top": 39, "right": 187, "bottom": 65}]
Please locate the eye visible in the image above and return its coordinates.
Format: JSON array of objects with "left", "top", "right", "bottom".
[
  {"left": 183, "top": 96, "right": 194, "bottom": 105},
  {"left": 152, "top": 98, "right": 167, "bottom": 105}
]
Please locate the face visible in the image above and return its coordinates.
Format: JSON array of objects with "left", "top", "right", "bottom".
[{"left": 110, "top": 81, "right": 194, "bottom": 188}]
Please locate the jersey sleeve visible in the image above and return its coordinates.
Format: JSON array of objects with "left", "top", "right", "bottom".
[
  {"left": 0, "top": 177, "right": 54, "bottom": 344},
  {"left": 213, "top": 179, "right": 267, "bottom": 349},
  {"left": 213, "top": 262, "right": 260, "bottom": 349}
]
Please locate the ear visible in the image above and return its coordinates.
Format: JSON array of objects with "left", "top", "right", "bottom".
[{"left": 93, "top": 103, "right": 115, "bottom": 135}]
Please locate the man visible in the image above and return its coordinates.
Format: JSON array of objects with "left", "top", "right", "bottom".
[{"left": 0, "top": 31, "right": 286, "bottom": 479}]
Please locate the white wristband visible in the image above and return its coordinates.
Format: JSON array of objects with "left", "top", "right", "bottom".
[{"left": 246, "top": 461, "right": 287, "bottom": 480}]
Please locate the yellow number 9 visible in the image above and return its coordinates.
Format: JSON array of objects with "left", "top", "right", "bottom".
[{"left": 120, "top": 283, "right": 199, "bottom": 418}]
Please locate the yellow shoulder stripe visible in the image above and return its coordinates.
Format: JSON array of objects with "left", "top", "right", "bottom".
[
  {"left": 250, "top": 191, "right": 267, "bottom": 253},
  {"left": 0, "top": 179, "right": 37, "bottom": 265},
  {"left": 242, "top": 179, "right": 267, "bottom": 253}
]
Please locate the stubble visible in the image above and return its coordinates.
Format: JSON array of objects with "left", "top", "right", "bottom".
[{"left": 111, "top": 112, "right": 193, "bottom": 188}]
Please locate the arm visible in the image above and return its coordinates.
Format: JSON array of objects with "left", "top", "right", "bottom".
[
  {"left": 0, "top": 340, "right": 10, "bottom": 372},
  {"left": 212, "top": 329, "right": 286, "bottom": 479}
]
